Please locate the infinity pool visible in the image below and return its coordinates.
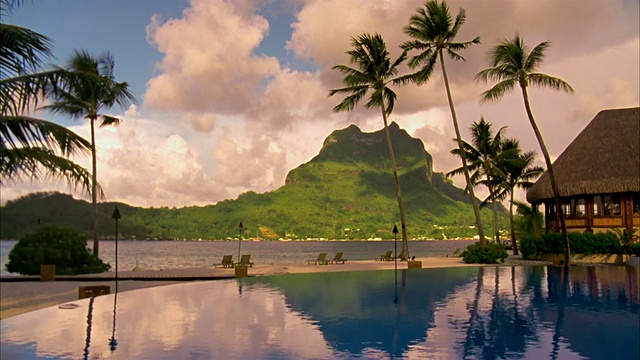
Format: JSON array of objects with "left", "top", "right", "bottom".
[{"left": 1, "top": 266, "right": 638, "bottom": 359}]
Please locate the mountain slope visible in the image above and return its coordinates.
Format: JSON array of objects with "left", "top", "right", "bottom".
[{"left": 1, "top": 123, "right": 501, "bottom": 240}]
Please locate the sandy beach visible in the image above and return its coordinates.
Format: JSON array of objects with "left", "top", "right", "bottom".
[{"left": 0, "top": 256, "right": 496, "bottom": 320}]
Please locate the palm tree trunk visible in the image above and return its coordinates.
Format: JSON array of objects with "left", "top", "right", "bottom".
[
  {"left": 510, "top": 190, "right": 519, "bottom": 255},
  {"left": 520, "top": 86, "right": 569, "bottom": 265},
  {"left": 90, "top": 117, "right": 99, "bottom": 257},
  {"left": 439, "top": 50, "right": 486, "bottom": 245},
  {"left": 380, "top": 102, "right": 409, "bottom": 259},
  {"left": 489, "top": 186, "right": 500, "bottom": 243}
]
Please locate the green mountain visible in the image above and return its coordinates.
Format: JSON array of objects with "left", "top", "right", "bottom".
[{"left": 0, "top": 123, "right": 502, "bottom": 240}]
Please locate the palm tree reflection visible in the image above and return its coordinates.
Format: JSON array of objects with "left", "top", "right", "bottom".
[{"left": 83, "top": 297, "right": 95, "bottom": 360}]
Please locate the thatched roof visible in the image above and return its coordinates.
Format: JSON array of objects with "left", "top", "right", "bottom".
[{"left": 527, "top": 107, "right": 640, "bottom": 203}]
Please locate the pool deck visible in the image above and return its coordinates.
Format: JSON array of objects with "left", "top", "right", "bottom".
[{"left": 0, "top": 256, "right": 543, "bottom": 320}]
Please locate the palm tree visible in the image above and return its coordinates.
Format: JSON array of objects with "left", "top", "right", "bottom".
[
  {"left": 494, "top": 139, "right": 543, "bottom": 255},
  {"left": 329, "top": 33, "right": 410, "bottom": 259},
  {"left": 1, "top": 0, "right": 93, "bottom": 192},
  {"left": 476, "top": 34, "right": 574, "bottom": 265},
  {"left": 448, "top": 118, "right": 506, "bottom": 244},
  {"left": 44, "top": 50, "right": 136, "bottom": 256},
  {"left": 401, "top": 0, "right": 486, "bottom": 244},
  {"left": 514, "top": 200, "right": 544, "bottom": 241}
]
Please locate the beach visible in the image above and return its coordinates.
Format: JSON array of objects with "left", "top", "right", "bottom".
[{"left": 0, "top": 256, "right": 492, "bottom": 320}]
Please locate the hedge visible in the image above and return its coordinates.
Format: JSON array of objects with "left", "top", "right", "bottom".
[{"left": 520, "top": 232, "right": 622, "bottom": 260}]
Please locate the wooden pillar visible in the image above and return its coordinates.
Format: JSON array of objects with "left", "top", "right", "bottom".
[
  {"left": 585, "top": 196, "right": 594, "bottom": 232},
  {"left": 622, "top": 194, "right": 633, "bottom": 231}
]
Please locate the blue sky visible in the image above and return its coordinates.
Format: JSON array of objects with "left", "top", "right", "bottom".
[{"left": 4, "top": 0, "right": 639, "bottom": 208}]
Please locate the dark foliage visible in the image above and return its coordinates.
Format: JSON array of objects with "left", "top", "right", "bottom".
[
  {"left": 520, "top": 232, "right": 622, "bottom": 259},
  {"left": 5, "top": 226, "right": 110, "bottom": 275},
  {"left": 631, "top": 243, "right": 640, "bottom": 256},
  {"left": 460, "top": 242, "right": 509, "bottom": 264}
]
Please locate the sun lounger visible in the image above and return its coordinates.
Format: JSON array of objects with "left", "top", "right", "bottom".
[
  {"left": 376, "top": 250, "right": 393, "bottom": 261},
  {"left": 237, "top": 254, "right": 254, "bottom": 267},
  {"left": 214, "top": 255, "right": 234, "bottom": 268},
  {"left": 307, "top": 252, "right": 329, "bottom": 265},
  {"left": 330, "top": 252, "right": 347, "bottom": 264}
]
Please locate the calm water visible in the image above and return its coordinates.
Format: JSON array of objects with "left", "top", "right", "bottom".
[
  {"left": 0, "top": 239, "right": 474, "bottom": 276},
  {"left": 1, "top": 265, "right": 638, "bottom": 359}
]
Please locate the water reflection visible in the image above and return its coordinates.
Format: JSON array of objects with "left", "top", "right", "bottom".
[
  {"left": 109, "top": 282, "right": 118, "bottom": 352},
  {"left": 1, "top": 266, "right": 638, "bottom": 359}
]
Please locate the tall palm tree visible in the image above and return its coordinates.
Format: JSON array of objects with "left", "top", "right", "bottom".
[
  {"left": 1, "top": 0, "right": 93, "bottom": 192},
  {"left": 401, "top": 0, "right": 486, "bottom": 244},
  {"left": 476, "top": 34, "right": 574, "bottom": 265},
  {"left": 494, "top": 139, "right": 543, "bottom": 255},
  {"left": 447, "top": 118, "right": 506, "bottom": 244},
  {"left": 329, "top": 33, "right": 410, "bottom": 259},
  {"left": 44, "top": 50, "right": 135, "bottom": 256}
]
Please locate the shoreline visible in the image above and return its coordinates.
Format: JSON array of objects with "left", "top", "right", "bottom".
[{"left": 0, "top": 256, "right": 544, "bottom": 320}]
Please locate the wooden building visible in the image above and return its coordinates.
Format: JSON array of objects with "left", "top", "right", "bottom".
[{"left": 526, "top": 107, "right": 639, "bottom": 233}]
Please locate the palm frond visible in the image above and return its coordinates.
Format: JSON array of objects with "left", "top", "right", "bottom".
[
  {"left": 528, "top": 73, "right": 574, "bottom": 93},
  {"left": 0, "top": 146, "right": 102, "bottom": 199},
  {"left": 479, "top": 79, "right": 517, "bottom": 103},
  {"left": 524, "top": 40, "right": 550, "bottom": 71},
  {"left": 1, "top": 115, "right": 91, "bottom": 156}
]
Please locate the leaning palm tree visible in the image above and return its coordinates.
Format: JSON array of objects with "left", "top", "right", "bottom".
[
  {"left": 329, "top": 33, "right": 410, "bottom": 259},
  {"left": 447, "top": 118, "right": 507, "bottom": 244},
  {"left": 476, "top": 34, "right": 574, "bottom": 265},
  {"left": 1, "top": 0, "right": 93, "bottom": 192},
  {"left": 44, "top": 50, "right": 135, "bottom": 256},
  {"left": 494, "top": 139, "right": 543, "bottom": 255},
  {"left": 401, "top": 0, "right": 486, "bottom": 244}
]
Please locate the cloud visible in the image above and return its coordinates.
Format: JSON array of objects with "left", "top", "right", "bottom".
[{"left": 144, "top": 0, "right": 280, "bottom": 114}]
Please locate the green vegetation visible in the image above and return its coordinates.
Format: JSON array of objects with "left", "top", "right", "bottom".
[
  {"left": 0, "top": 124, "right": 506, "bottom": 241},
  {"left": 6, "top": 226, "right": 110, "bottom": 275},
  {"left": 448, "top": 118, "right": 509, "bottom": 244},
  {"left": 520, "top": 232, "right": 623, "bottom": 259},
  {"left": 460, "top": 242, "right": 508, "bottom": 264}
]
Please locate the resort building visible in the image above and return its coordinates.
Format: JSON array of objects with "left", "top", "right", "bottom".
[{"left": 526, "top": 107, "right": 640, "bottom": 234}]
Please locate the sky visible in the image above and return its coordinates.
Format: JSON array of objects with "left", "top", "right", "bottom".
[{"left": 3, "top": 0, "right": 639, "bottom": 208}]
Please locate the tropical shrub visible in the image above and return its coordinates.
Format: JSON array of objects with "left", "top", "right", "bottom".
[
  {"left": 460, "top": 242, "right": 509, "bottom": 264},
  {"left": 6, "top": 226, "right": 110, "bottom": 275},
  {"left": 631, "top": 242, "right": 640, "bottom": 256},
  {"left": 520, "top": 232, "right": 621, "bottom": 259}
]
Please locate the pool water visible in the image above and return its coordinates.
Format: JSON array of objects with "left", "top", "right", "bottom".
[{"left": 1, "top": 266, "right": 638, "bottom": 359}]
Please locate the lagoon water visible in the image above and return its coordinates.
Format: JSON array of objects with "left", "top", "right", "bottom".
[
  {"left": 1, "top": 265, "right": 638, "bottom": 359},
  {"left": 0, "top": 239, "right": 475, "bottom": 276}
]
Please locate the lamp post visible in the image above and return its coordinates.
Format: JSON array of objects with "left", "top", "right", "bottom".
[
  {"left": 393, "top": 224, "right": 399, "bottom": 304},
  {"left": 111, "top": 207, "right": 121, "bottom": 281},
  {"left": 238, "top": 222, "right": 243, "bottom": 264}
]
